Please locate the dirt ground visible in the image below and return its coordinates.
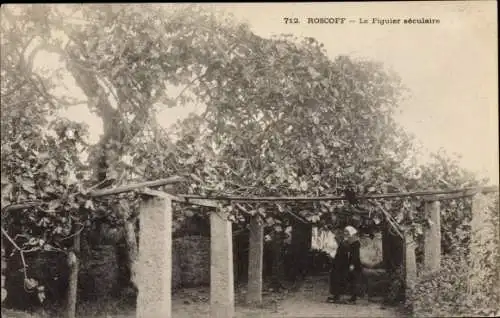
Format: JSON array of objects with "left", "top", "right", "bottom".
[
  {"left": 2, "top": 274, "right": 407, "bottom": 318},
  {"left": 172, "top": 275, "right": 406, "bottom": 318}
]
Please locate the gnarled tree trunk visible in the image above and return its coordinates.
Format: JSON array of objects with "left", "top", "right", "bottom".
[
  {"left": 66, "top": 52, "right": 153, "bottom": 296},
  {"left": 66, "top": 234, "right": 80, "bottom": 318},
  {"left": 124, "top": 219, "right": 139, "bottom": 291}
]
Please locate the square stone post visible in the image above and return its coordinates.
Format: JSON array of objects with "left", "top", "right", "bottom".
[
  {"left": 247, "top": 215, "right": 264, "bottom": 306},
  {"left": 424, "top": 200, "right": 441, "bottom": 273},
  {"left": 404, "top": 231, "right": 417, "bottom": 290},
  {"left": 469, "top": 193, "right": 498, "bottom": 296},
  {"left": 210, "top": 209, "right": 235, "bottom": 318},
  {"left": 137, "top": 197, "right": 172, "bottom": 318}
]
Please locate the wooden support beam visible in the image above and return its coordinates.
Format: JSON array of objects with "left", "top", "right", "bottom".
[
  {"left": 89, "top": 176, "right": 183, "bottom": 197},
  {"left": 424, "top": 185, "right": 499, "bottom": 202},
  {"left": 137, "top": 197, "right": 172, "bottom": 318},
  {"left": 424, "top": 201, "right": 441, "bottom": 273},
  {"left": 184, "top": 198, "right": 218, "bottom": 208},
  {"left": 247, "top": 215, "right": 264, "bottom": 306},
  {"left": 1, "top": 201, "right": 43, "bottom": 213},
  {"left": 140, "top": 188, "right": 182, "bottom": 202},
  {"left": 139, "top": 189, "right": 218, "bottom": 208},
  {"left": 180, "top": 185, "right": 499, "bottom": 202},
  {"left": 210, "top": 209, "right": 235, "bottom": 318},
  {"left": 3, "top": 184, "right": 497, "bottom": 212}
]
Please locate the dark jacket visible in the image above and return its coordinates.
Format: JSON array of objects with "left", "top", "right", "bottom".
[
  {"left": 332, "top": 240, "right": 362, "bottom": 273},
  {"left": 329, "top": 239, "right": 362, "bottom": 296}
]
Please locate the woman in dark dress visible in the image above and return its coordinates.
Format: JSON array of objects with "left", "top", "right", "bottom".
[{"left": 327, "top": 226, "right": 362, "bottom": 303}]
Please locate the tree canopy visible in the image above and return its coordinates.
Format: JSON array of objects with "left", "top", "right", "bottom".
[{"left": 0, "top": 3, "right": 490, "bottom": 306}]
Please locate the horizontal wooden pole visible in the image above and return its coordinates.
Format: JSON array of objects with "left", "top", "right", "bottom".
[
  {"left": 140, "top": 188, "right": 183, "bottom": 202},
  {"left": 89, "top": 176, "right": 184, "bottom": 197},
  {"left": 375, "top": 202, "right": 404, "bottom": 239},
  {"left": 180, "top": 185, "right": 499, "bottom": 203},
  {"left": 424, "top": 186, "right": 499, "bottom": 201},
  {"left": 2, "top": 201, "right": 43, "bottom": 213},
  {"left": 182, "top": 198, "right": 219, "bottom": 208},
  {"left": 2, "top": 184, "right": 497, "bottom": 212},
  {"left": 139, "top": 192, "right": 219, "bottom": 208}
]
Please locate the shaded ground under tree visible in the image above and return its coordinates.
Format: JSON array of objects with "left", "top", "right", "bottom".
[{"left": 1, "top": 270, "right": 407, "bottom": 318}]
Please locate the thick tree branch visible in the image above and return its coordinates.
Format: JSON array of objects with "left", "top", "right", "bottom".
[{"left": 67, "top": 60, "right": 118, "bottom": 131}]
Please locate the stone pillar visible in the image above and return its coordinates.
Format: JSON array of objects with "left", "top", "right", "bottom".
[
  {"left": 404, "top": 231, "right": 417, "bottom": 290},
  {"left": 137, "top": 198, "right": 172, "bottom": 318},
  {"left": 210, "top": 209, "right": 234, "bottom": 318},
  {"left": 247, "top": 216, "right": 263, "bottom": 306},
  {"left": 469, "top": 193, "right": 499, "bottom": 298},
  {"left": 424, "top": 201, "right": 441, "bottom": 273}
]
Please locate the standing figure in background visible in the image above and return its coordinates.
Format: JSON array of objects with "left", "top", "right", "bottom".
[{"left": 327, "top": 225, "right": 362, "bottom": 304}]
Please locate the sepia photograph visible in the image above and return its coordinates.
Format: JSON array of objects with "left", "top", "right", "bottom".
[{"left": 1, "top": 2, "right": 498, "bottom": 318}]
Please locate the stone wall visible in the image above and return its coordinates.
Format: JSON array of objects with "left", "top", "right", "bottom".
[
  {"left": 359, "top": 233, "right": 384, "bottom": 267},
  {"left": 171, "top": 228, "right": 384, "bottom": 290},
  {"left": 172, "top": 235, "right": 210, "bottom": 289},
  {"left": 78, "top": 244, "right": 119, "bottom": 301},
  {"left": 77, "top": 234, "right": 210, "bottom": 296},
  {"left": 3, "top": 251, "right": 69, "bottom": 310},
  {"left": 78, "top": 225, "right": 210, "bottom": 296}
]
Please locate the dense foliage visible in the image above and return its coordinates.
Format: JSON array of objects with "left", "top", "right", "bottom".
[
  {"left": 0, "top": 3, "right": 495, "bottom": 313},
  {"left": 410, "top": 194, "right": 499, "bottom": 317}
]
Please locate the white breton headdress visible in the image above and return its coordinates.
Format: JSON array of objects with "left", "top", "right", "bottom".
[{"left": 344, "top": 225, "right": 358, "bottom": 236}]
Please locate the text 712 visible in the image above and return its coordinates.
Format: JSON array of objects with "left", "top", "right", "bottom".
[{"left": 283, "top": 18, "right": 300, "bottom": 24}]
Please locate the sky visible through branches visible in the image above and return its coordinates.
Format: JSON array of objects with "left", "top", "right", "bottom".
[{"left": 29, "top": 2, "right": 498, "bottom": 184}]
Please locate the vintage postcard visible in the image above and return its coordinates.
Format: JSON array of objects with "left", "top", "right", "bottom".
[{"left": 1, "top": 2, "right": 498, "bottom": 318}]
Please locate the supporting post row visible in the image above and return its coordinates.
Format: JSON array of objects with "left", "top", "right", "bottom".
[
  {"left": 247, "top": 215, "right": 264, "bottom": 306},
  {"left": 137, "top": 197, "right": 173, "bottom": 318},
  {"left": 404, "top": 230, "right": 417, "bottom": 291},
  {"left": 424, "top": 201, "right": 441, "bottom": 273},
  {"left": 210, "top": 208, "right": 235, "bottom": 318}
]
